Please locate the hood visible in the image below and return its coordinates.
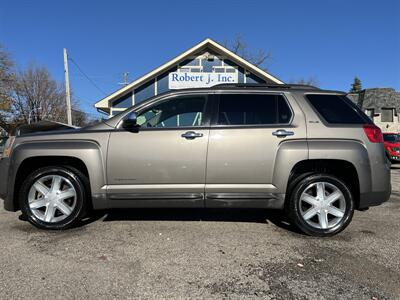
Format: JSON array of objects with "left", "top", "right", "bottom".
[
  {"left": 15, "top": 120, "right": 114, "bottom": 138},
  {"left": 15, "top": 121, "right": 79, "bottom": 137}
]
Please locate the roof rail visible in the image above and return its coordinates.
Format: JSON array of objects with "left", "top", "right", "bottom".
[{"left": 213, "top": 83, "right": 320, "bottom": 90}]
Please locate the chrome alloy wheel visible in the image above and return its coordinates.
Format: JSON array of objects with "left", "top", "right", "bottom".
[
  {"left": 299, "top": 182, "right": 346, "bottom": 230},
  {"left": 28, "top": 175, "right": 77, "bottom": 223}
]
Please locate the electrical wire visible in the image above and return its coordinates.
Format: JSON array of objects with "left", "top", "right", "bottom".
[{"left": 68, "top": 56, "right": 107, "bottom": 96}]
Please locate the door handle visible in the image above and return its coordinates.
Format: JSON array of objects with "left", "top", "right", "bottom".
[
  {"left": 181, "top": 131, "right": 203, "bottom": 139},
  {"left": 272, "top": 129, "right": 294, "bottom": 137}
]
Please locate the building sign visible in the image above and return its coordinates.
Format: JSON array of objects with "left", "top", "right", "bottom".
[{"left": 169, "top": 72, "right": 238, "bottom": 89}]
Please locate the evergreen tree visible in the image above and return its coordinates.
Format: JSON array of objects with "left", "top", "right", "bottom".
[{"left": 350, "top": 77, "right": 362, "bottom": 93}]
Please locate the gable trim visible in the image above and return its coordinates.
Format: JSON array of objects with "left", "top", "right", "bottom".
[{"left": 95, "top": 38, "right": 284, "bottom": 111}]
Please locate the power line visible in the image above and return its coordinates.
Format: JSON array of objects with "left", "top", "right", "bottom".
[
  {"left": 68, "top": 56, "right": 107, "bottom": 96},
  {"left": 74, "top": 94, "right": 96, "bottom": 105}
]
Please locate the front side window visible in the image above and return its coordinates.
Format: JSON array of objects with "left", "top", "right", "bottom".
[
  {"left": 136, "top": 96, "right": 207, "bottom": 128},
  {"left": 217, "top": 94, "right": 292, "bottom": 125}
]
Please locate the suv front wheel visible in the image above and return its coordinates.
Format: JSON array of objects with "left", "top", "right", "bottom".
[
  {"left": 19, "top": 166, "right": 88, "bottom": 230},
  {"left": 286, "top": 174, "right": 354, "bottom": 237}
]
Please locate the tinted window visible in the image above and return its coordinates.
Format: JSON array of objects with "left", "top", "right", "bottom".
[
  {"left": 136, "top": 96, "right": 206, "bottom": 128},
  {"left": 306, "top": 94, "right": 368, "bottom": 124},
  {"left": 217, "top": 94, "right": 292, "bottom": 125},
  {"left": 383, "top": 134, "right": 399, "bottom": 142}
]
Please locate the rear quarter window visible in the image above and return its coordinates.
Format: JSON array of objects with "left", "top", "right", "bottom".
[{"left": 306, "top": 94, "right": 370, "bottom": 124}]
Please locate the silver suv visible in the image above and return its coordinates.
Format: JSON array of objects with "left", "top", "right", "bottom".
[{"left": 0, "top": 84, "right": 391, "bottom": 236}]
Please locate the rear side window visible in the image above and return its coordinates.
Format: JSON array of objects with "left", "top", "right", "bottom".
[
  {"left": 306, "top": 94, "right": 369, "bottom": 124},
  {"left": 217, "top": 94, "right": 292, "bottom": 125}
]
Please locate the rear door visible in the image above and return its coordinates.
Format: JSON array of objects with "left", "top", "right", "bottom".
[{"left": 205, "top": 91, "right": 307, "bottom": 207}]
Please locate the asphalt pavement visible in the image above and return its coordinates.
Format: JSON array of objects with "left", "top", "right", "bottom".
[{"left": 0, "top": 168, "right": 400, "bottom": 299}]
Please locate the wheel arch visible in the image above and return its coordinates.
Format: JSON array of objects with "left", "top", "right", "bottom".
[
  {"left": 286, "top": 159, "right": 361, "bottom": 209},
  {"left": 8, "top": 141, "right": 107, "bottom": 211}
]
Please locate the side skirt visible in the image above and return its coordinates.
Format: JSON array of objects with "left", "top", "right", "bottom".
[
  {"left": 102, "top": 192, "right": 285, "bottom": 209},
  {"left": 205, "top": 193, "right": 285, "bottom": 209},
  {"left": 107, "top": 193, "right": 204, "bottom": 208}
]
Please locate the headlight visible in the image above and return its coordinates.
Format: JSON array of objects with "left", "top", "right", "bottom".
[
  {"left": 2, "top": 136, "right": 15, "bottom": 158},
  {"left": 392, "top": 147, "right": 400, "bottom": 153}
]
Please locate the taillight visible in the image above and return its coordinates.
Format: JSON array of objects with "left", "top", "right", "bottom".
[{"left": 363, "top": 124, "right": 383, "bottom": 143}]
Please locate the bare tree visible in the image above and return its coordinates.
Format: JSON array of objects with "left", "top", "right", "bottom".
[
  {"left": 0, "top": 44, "right": 16, "bottom": 132},
  {"left": 0, "top": 59, "right": 89, "bottom": 133},
  {"left": 223, "top": 34, "right": 272, "bottom": 71},
  {"left": 289, "top": 77, "right": 319, "bottom": 87},
  {"left": 1, "top": 43, "right": 91, "bottom": 133},
  {"left": 72, "top": 109, "right": 88, "bottom": 127},
  {"left": 12, "top": 65, "right": 69, "bottom": 124}
]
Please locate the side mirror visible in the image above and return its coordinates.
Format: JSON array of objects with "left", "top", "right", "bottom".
[{"left": 122, "top": 112, "right": 139, "bottom": 130}]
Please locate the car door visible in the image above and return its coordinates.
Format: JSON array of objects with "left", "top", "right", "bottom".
[
  {"left": 205, "top": 91, "right": 307, "bottom": 207},
  {"left": 107, "top": 93, "right": 211, "bottom": 207}
]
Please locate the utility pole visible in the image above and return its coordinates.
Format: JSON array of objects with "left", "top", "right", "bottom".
[
  {"left": 63, "top": 48, "right": 73, "bottom": 125},
  {"left": 118, "top": 72, "right": 129, "bottom": 86}
]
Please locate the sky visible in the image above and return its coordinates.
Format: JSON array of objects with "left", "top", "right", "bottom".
[{"left": 1, "top": 0, "right": 399, "bottom": 118}]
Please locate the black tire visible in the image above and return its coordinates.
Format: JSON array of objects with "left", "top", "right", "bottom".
[
  {"left": 286, "top": 173, "right": 354, "bottom": 237},
  {"left": 19, "top": 166, "right": 88, "bottom": 230}
]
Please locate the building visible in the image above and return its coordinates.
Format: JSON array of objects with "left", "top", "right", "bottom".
[
  {"left": 95, "top": 38, "right": 283, "bottom": 116},
  {"left": 348, "top": 88, "right": 400, "bottom": 132}
]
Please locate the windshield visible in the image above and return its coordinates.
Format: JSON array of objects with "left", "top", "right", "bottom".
[{"left": 383, "top": 133, "right": 400, "bottom": 142}]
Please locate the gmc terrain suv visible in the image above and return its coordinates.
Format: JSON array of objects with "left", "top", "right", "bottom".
[{"left": 0, "top": 84, "right": 391, "bottom": 237}]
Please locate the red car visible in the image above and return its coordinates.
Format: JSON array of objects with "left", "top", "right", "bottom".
[{"left": 383, "top": 132, "right": 400, "bottom": 162}]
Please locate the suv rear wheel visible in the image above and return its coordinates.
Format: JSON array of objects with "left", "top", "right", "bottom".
[
  {"left": 286, "top": 174, "right": 354, "bottom": 237},
  {"left": 19, "top": 166, "right": 88, "bottom": 230}
]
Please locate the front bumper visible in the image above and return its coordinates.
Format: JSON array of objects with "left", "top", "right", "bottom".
[
  {"left": 390, "top": 155, "right": 400, "bottom": 161},
  {"left": 0, "top": 158, "right": 14, "bottom": 211}
]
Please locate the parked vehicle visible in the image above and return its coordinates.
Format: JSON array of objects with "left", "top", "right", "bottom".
[
  {"left": 0, "top": 137, "right": 8, "bottom": 156},
  {"left": 0, "top": 84, "right": 391, "bottom": 236},
  {"left": 383, "top": 133, "right": 400, "bottom": 163}
]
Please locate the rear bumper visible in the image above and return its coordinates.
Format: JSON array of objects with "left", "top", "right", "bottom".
[
  {"left": 0, "top": 158, "right": 15, "bottom": 211},
  {"left": 358, "top": 189, "right": 391, "bottom": 209},
  {"left": 357, "top": 147, "right": 392, "bottom": 209}
]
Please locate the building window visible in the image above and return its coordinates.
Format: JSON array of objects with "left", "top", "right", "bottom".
[
  {"left": 202, "top": 57, "right": 223, "bottom": 72},
  {"left": 365, "top": 109, "right": 375, "bottom": 120},
  {"left": 180, "top": 59, "right": 200, "bottom": 66},
  {"left": 134, "top": 79, "right": 156, "bottom": 104},
  {"left": 178, "top": 66, "right": 203, "bottom": 73},
  {"left": 112, "top": 92, "right": 132, "bottom": 108},
  {"left": 381, "top": 108, "right": 394, "bottom": 122},
  {"left": 213, "top": 66, "right": 237, "bottom": 73}
]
